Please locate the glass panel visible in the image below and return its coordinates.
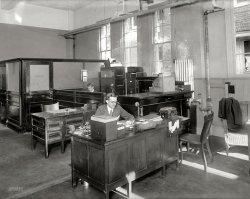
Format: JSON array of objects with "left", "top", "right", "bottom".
[
  {"left": 107, "top": 23, "right": 110, "bottom": 36},
  {"left": 159, "top": 45, "right": 163, "bottom": 61},
  {"left": 101, "top": 52, "right": 106, "bottom": 60},
  {"left": 53, "top": 62, "right": 83, "bottom": 89},
  {"left": 30, "top": 65, "right": 50, "bottom": 91},
  {"left": 130, "top": 47, "right": 137, "bottom": 66},
  {"left": 101, "top": 26, "right": 106, "bottom": 38},
  {"left": 107, "top": 37, "right": 111, "bottom": 50},
  {"left": 163, "top": 43, "right": 171, "bottom": 61},
  {"left": 163, "top": 25, "right": 171, "bottom": 42},
  {"left": 125, "top": 48, "right": 130, "bottom": 66},
  {"left": 0, "top": 65, "right": 6, "bottom": 90},
  {"left": 101, "top": 38, "right": 106, "bottom": 51},
  {"left": 106, "top": 51, "right": 111, "bottom": 60},
  {"left": 6, "top": 62, "right": 20, "bottom": 92}
]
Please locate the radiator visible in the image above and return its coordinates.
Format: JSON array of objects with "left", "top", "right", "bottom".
[{"left": 174, "top": 59, "right": 194, "bottom": 91}]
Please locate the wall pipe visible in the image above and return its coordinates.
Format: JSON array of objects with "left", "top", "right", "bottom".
[{"left": 202, "top": 7, "right": 224, "bottom": 112}]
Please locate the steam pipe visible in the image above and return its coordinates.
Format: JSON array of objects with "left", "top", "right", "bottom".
[{"left": 202, "top": 7, "right": 225, "bottom": 112}]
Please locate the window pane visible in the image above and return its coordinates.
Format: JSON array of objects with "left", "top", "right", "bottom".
[
  {"left": 163, "top": 25, "right": 171, "bottom": 42},
  {"left": 130, "top": 47, "right": 137, "bottom": 66},
  {"left": 106, "top": 51, "right": 111, "bottom": 60},
  {"left": 106, "top": 23, "right": 110, "bottom": 36},
  {"left": 107, "top": 37, "right": 110, "bottom": 50},
  {"left": 159, "top": 45, "right": 163, "bottom": 61},
  {"left": 163, "top": 43, "right": 171, "bottom": 61},
  {"left": 101, "top": 26, "right": 106, "bottom": 38},
  {"left": 101, "top": 38, "right": 106, "bottom": 51},
  {"left": 244, "top": 41, "right": 250, "bottom": 53}
]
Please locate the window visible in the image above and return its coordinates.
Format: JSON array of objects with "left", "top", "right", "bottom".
[
  {"left": 123, "top": 16, "right": 137, "bottom": 67},
  {"left": 234, "top": 0, "right": 250, "bottom": 7},
  {"left": 153, "top": 8, "right": 171, "bottom": 74},
  {"left": 234, "top": 2, "right": 250, "bottom": 74},
  {"left": 99, "top": 23, "right": 111, "bottom": 60},
  {"left": 236, "top": 39, "right": 250, "bottom": 73}
]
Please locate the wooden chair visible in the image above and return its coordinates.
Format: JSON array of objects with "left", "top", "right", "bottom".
[{"left": 179, "top": 111, "right": 214, "bottom": 172}]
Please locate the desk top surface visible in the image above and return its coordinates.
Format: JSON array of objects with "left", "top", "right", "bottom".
[
  {"left": 118, "top": 90, "right": 193, "bottom": 99},
  {"left": 32, "top": 108, "right": 94, "bottom": 119}
]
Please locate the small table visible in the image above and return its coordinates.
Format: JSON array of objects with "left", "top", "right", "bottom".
[{"left": 31, "top": 108, "right": 95, "bottom": 158}]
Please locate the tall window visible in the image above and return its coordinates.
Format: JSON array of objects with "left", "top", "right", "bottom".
[
  {"left": 236, "top": 39, "right": 250, "bottom": 73},
  {"left": 234, "top": 2, "right": 250, "bottom": 73},
  {"left": 100, "top": 23, "right": 111, "bottom": 60},
  {"left": 153, "top": 8, "right": 171, "bottom": 74},
  {"left": 123, "top": 16, "right": 137, "bottom": 67}
]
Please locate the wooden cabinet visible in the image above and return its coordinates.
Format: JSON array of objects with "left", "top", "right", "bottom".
[{"left": 71, "top": 124, "right": 179, "bottom": 198}]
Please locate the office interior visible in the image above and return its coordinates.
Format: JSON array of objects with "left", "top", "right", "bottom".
[{"left": 0, "top": 0, "right": 250, "bottom": 199}]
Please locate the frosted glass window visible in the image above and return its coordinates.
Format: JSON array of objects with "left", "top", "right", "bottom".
[
  {"left": 6, "top": 62, "right": 20, "bottom": 92},
  {"left": 53, "top": 62, "right": 83, "bottom": 89},
  {"left": 30, "top": 65, "right": 50, "bottom": 91}
]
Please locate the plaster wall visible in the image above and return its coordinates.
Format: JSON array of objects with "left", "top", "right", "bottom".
[{"left": 0, "top": 23, "right": 68, "bottom": 61}]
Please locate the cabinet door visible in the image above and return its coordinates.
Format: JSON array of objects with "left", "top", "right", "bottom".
[
  {"left": 107, "top": 144, "right": 128, "bottom": 184},
  {"left": 89, "top": 146, "right": 105, "bottom": 184},
  {"left": 130, "top": 138, "right": 147, "bottom": 172},
  {"left": 146, "top": 130, "right": 163, "bottom": 168},
  {"left": 71, "top": 139, "right": 88, "bottom": 175}
]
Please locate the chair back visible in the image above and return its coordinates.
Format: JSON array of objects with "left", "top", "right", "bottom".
[
  {"left": 200, "top": 111, "right": 214, "bottom": 144},
  {"left": 41, "top": 102, "right": 59, "bottom": 112}
]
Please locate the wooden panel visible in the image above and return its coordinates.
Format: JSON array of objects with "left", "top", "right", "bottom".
[
  {"left": 72, "top": 139, "right": 88, "bottom": 175},
  {"left": 146, "top": 131, "right": 162, "bottom": 167},
  {"left": 130, "top": 138, "right": 147, "bottom": 172},
  {"left": 107, "top": 144, "right": 128, "bottom": 184},
  {"left": 89, "top": 146, "right": 105, "bottom": 184}
]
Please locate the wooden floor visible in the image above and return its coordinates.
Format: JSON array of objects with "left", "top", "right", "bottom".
[{"left": 1, "top": 123, "right": 250, "bottom": 199}]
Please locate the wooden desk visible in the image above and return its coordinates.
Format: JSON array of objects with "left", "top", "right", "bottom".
[
  {"left": 31, "top": 108, "right": 95, "bottom": 158},
  {"left": 71, "top": 122, "right": 181, "bottom": 199},
  {"left": 118, "top": 90, "right": 193, "bottom": 117}
]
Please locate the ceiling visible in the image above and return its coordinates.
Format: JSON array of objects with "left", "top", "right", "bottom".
[
  {"left": 1, "top": 0, "right": 161, "bottom": 11},
  {"left": 1, "top": 0, "right": 104, "bottom": 10}
]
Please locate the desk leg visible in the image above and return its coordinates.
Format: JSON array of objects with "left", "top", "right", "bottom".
[
  {"left": 45, "top": 123, "right": 49, "bottom": 158},
  {"left": 45, "top": 143, "right": 49, "bottom": 158},
  {"left": 127, "top": 181, "right": 132, "bottom": 198},
  {"left": 61, "top": 140, "right": 65, "bottom": 153},
  {"left": 162, "top": 163, "right": 166, "bottom": 176}
]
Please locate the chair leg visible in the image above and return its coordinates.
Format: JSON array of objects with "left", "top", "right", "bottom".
[
  {"left": 201, "top": 145, "right": 207, "bottom": 172},
  {"left": 180, "top": 140, "right": 183, "bottom": 163},
  {"left": 206, "top": 142, "right": 213, "bottom": 162},
  {"left": 225, "top": 141, "right": 229, "bottom": 156}
]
